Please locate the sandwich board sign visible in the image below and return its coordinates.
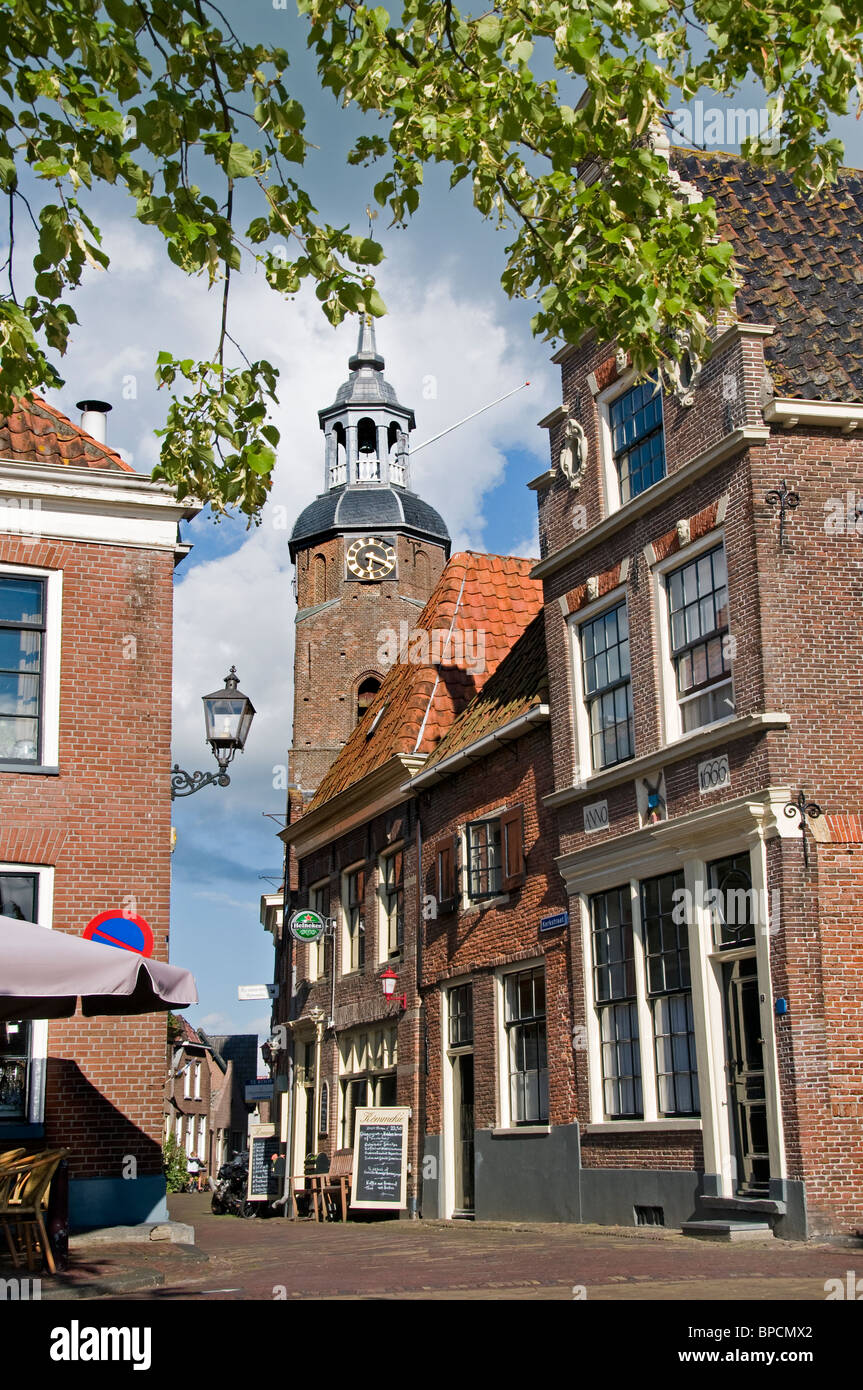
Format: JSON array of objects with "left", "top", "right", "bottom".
[
  {"left": 247, "top": 1122, "right": 280, "bottom": 1202},
  {"left": 350, "top": 1107, "right": 410, "bottom": 1210}
]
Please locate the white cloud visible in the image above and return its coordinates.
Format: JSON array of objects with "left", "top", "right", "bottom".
[{"left": 167, "top": 248, "right": 556, "bottom": 824}]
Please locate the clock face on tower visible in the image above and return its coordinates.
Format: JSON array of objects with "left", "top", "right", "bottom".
[{"left": 345, "top": 536, "right": 397, "bottom": 581}]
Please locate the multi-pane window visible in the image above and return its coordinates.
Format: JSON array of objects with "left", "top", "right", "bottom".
[
  {"left": 641, "top": 871, "right": 699, "bottom": 1117},
  {"left": 0, "top": 576, "right": 45, "bottom": 763},
  {"left": 591, "top": 887, "right": 642, "bottom": 1118},
  {"left": 310, "top": 882, "right": 329, "bottom": 980},
  {"left": 667, "top": 545, "right": 734, "bottom": 733},
  {"left": 504, "top": 967, "right": 548, "bottom": 1124},
  {"left": 382, "top": 848, "right": 404, "bottom": 957},
  {"left": 610, "top": 375, "right": 665, "bottom": 503},
  {"left": 580, "top": 603, "right": 634, "bottom": 770},
  {"left": 339, "top": 1026, "right": 398, "bottom": 1146},
  {"left": 344, "top": 867, "right": 365, "bottom": 972},
  {"left": 448, "top": 984, "right": 473, "bottom": 1047},
  {"left": 708, "top": 853, "right": 755, "bottom": 950},
  {"left": 467, "top": 819, "right": 502, "bottom": 899}
]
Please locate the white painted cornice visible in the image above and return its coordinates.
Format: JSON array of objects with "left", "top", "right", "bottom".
[
  {"left": 532, "top": 427, "right": 770, "bottom": 580},
  {"left": 545, "top": 712, "right": 790, "bottom": 810},
  {"left": 405, "top": 705, "right": 550, "bottom": 790},
  {"left": 279, "top": 754, "right": 424, "bottom": 857},
  {"left": 0, "top": 460, "right": 199, "bottom": 553},
  {"left": 763, "top": 398, "right": 863, "bottom": 433},
  {"left": 556, "top": 786, "right": 795, "bottom": 896}
]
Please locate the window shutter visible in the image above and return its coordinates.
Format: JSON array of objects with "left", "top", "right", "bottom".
[
  {"left": 502, "top": 807, "right": 525, "bottom": 891},
  {"left": 438, "top": 835, "right": 459, "bottom": 904}
]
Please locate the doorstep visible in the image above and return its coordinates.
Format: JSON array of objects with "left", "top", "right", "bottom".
[{"left": 70, "top": 1220, "right": 195, "bottom": 1246}]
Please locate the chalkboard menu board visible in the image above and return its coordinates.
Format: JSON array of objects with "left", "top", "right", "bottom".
[
  {"left": 350, "top": 1107, "right": 410, "bottom": 1210},
  {"left": 248, "top": 1124, "right": 280, "bottom": 1200}
]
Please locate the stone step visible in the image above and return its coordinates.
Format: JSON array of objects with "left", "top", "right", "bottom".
[
  {"left": 700, "top": 1195, "right": 786, "bottom": 1218},
  {"left": 681, "top": 1219, "right": 774, "bottom": 1243}
]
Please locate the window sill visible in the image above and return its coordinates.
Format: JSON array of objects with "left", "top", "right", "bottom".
[
  {"left": 462, "top": 893, "right": 511, "bottom": 916},
  {"left": 0, "top": 763, "right": 59, "bottom": 776},
  {"left": 582, "top": 1119, "right": 702, "bottom": 1135},
  {"left": 532, "top": 425, "right": 770, "bottom": 579},
  {"left": 490, "top": 1125, "right": 551, "bottom": 1138},
  {"left": 547, "top": 712, "right": 791, "bottom": 809}
]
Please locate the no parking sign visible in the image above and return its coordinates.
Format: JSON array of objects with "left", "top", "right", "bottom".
[{"left": 83, "top": 910, "right": 154, "bottom": 958}]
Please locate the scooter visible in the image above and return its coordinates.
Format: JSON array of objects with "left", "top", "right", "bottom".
[{"left": 210, "top": 1151, "right": 258, "bottom": 1219}]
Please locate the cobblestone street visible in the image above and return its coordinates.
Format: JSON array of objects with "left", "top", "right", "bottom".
[{"left": 40, "top": 1194, "right": 863, "bottom": 1302}]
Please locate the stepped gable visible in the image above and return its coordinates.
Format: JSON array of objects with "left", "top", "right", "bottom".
[
  {"left": 0, "top": 395, "right": 134, "bottom": 471},
  {"left": 674, "top": 147, "right": 863, "bottom": 402},
  {"left": 308, "top": 551, "right": 543, "bottom": 809}
]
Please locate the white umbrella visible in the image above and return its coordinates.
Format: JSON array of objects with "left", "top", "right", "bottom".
[{"left": 0, "top": 914, "right": 197, "bottom": 1021}]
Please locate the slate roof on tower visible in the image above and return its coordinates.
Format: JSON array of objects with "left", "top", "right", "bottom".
[
  {"left": 0, "top": 395, "right": 134, "bottom": 471},
  {"left": 289, "top": 482, "right": 450, "bottom": 557},
  {"left": 307, "top": 551, "right": 543, "bottom": 809},
  {"left": 674, "top": 148, "right": 863, "bottom": 402}
]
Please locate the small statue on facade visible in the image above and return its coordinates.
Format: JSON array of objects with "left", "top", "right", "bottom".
[{"left": 558, "top": 416, "right": 588, "bottom": 489}]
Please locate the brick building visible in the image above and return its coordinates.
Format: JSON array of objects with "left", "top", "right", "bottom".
[
  {"left": 528, "top": 144, "right": 863, "bottom": 1238},
  {"left": 412, "top": 611, "right": 576, "bottom": 1220},
  {"left": 164, "top": 1017, "right": 257, "bottom": 1179},
  {"left": 0, "top": 395, "right": 196, "bottom": 1228},
  {"left": 268, "top": 146, "right": 863, "bottom": 1237},
  {"left": 278, "top": 552, "right": 540, "bottom": 1206}
]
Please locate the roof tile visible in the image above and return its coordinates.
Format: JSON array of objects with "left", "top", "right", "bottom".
[{"left": 0, "top": 396, "right": 134, "bottom": 472}]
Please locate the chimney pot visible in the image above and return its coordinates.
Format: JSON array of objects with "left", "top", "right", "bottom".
[{"left": 76, "top": 399, "right": 112, "bottom": 446}]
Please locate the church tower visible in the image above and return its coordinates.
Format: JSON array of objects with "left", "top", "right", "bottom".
[{"left": 288, "top": 318, "right": 450, "bottom": 805}]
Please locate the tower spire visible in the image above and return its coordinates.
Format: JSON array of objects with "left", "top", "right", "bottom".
[{"left": 348, "top": 313, "right": 385, "bottom": 373}]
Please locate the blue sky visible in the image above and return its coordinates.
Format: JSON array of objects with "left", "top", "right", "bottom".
[{"left": 10, "top": 3, "right": 863, "bottom": 1048}]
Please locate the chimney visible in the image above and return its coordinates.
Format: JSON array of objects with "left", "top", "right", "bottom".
[{"left": 76, "top": 399, "right": 112, "bottom": 445}]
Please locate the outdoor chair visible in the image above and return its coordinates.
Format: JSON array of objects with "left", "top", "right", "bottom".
[
  {"left": 313, "top": 1150, "right": 353, "bottom": 1222},
  {"left": 0, "top": 1149, "right": 67, "bottom": 1274}
]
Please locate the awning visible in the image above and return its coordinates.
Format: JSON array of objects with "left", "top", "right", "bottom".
[{"left": 0, "top": 914, "right": 197, "bottom": 1021}]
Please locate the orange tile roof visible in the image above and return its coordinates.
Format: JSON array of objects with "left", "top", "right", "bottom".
[
  {"left": 420, "top": 611, "right": 548, "bottom": 773},
  {"left": 0, "top": 396, "right": 134, "bottom": 472},
  {"left": 308, "top": 551, "right": 543, "bottom": 809}
]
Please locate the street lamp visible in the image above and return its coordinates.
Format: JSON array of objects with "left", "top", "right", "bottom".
[
  {"left": 171, "top": 667, "right": 256, "bottom": 799},
  {"left": 380, "top": 968, "right": 406, "bottom": 1012}
]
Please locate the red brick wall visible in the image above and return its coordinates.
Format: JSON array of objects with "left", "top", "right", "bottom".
[
  {"left": 418, "top": 725, "right": 573, "bottom": 1135},
  {"left": 0, "top": 534, "right": 174, "bottom": 1183},
  {"left": 535, "top": 322, "right": 863, "bottom": 1228},
  {"left": 291, "top": 533, "right": 447, "bottom": 793}
]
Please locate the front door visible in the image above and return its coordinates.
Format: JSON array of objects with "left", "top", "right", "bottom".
[
  {"left": 723, "top": 955, "right": 770, "bottom": 1192},
  {"left": 452, "top": 1052, "right": 475, "bottom": 1214}
]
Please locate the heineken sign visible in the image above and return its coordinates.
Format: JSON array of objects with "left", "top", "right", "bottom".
[{"left": 289, "top": 910, "right": 326, "bottom": 943}]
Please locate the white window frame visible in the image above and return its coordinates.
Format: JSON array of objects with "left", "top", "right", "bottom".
[
  {"left": 440, "top": 972, "right": 473, "bottom": 1218},
  {"left": 568, "top": 584, "right": 632, "bottom": 783},
  {"left": 596, "top": 369, "right": 665, "bottom": 517},
  {"left": 0, "top": 862, "right": 54, "bottom": 1126},
  {"left": 308, "top": 878, "right": 329, "bottom": 982},
  {"left": 460, "top": 808, "right": 512, "bottom": 910},
  {"left": 182, "top": 1059, "right": 191, "bottom": 1099},
  {"left": 0, "top": 563, "right": 62, "bottom": 769},
  {"left": 193, "top": 1060, "right": 201, "bottom": 1100},
  {"left": 575, "top": 834, "right": 784, "bottom": 1189},
  {"left": 377, "top": 842, "right": 404, "bottom": 963},
  {"left": 340, "top": 860, "right": 367, "bottom": 975},
  {"left": 197, "top": 1115, "right": 207, "bottom": 1161},
  {"left": 493, "top": 956, "right": 549, "bottom": 1131},
  {"left": 652, "top": 530, "right": 735, "bottom": 748}
]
